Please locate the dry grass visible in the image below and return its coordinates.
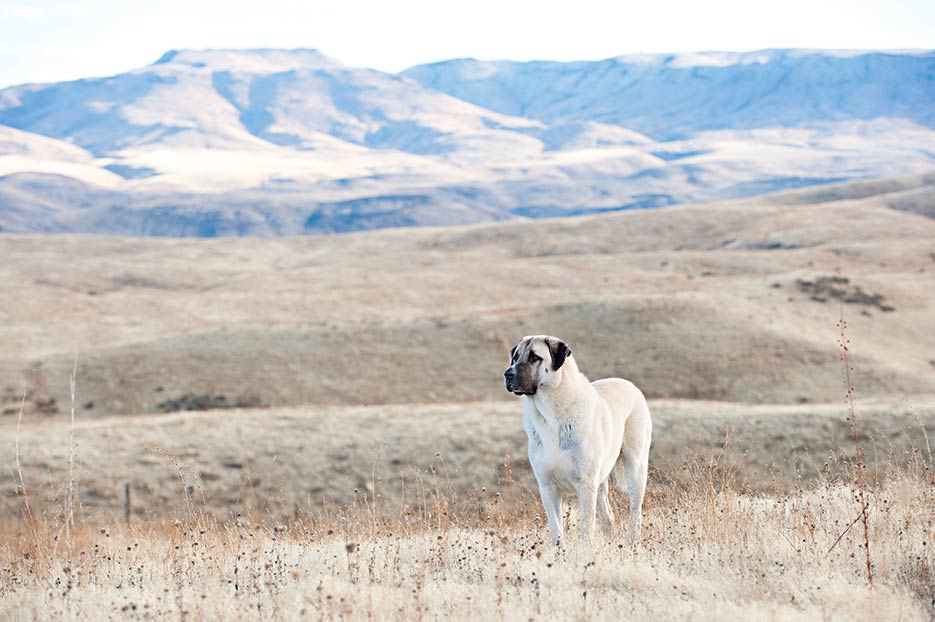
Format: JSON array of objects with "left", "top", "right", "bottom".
[
  {"left": 1, "top": 456, "right": 933, "bottom": 621},
  {"left": 1, "top": 175, "right": 933, "bottom": 619}
]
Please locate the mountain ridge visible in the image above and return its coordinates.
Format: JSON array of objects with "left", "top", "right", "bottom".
[
  {"left": 0, "top": 47, "right": 933, "bottom": 236},
  {"left": 402, "top": 48, "right": 935, "bottom": 138}
]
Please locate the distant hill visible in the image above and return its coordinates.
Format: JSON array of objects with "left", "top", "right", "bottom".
[
  {"left": 0, "top": 48, "right": 933, "bottom": 236},
  {"left": 1, "top": 172, "right": 933, "bottom": 415}
]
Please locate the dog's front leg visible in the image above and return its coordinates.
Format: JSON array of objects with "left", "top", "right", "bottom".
[
  {"left": 596, "top": 479, "right": 615, "bottom": 537},
  {"left": 537, "top": 482, "right": 564, "bottom": 546},
  {"left": 576, "top": 479, "right": 599, "bottom": 542}
]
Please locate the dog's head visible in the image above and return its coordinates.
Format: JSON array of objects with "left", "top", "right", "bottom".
[{"left": 503, "top": 335, "right": 571, "bottom": 396}]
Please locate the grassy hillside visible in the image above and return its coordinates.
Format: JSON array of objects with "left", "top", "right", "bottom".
[{"left": 1, "top": 173, "right": 933, "bottom": 416}]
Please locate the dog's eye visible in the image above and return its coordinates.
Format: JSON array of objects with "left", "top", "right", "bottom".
[{"left": 528, "top": 353, "right": 540, "bottom": 363}]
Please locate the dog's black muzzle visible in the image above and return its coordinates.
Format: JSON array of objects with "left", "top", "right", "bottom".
[{"left": 504, "top": 368, "right": 534, "bottom": 395}]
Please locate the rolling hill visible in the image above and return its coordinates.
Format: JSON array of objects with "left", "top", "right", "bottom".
[{"left": 1, "top": 173, "right": 932, "bottom": 418}]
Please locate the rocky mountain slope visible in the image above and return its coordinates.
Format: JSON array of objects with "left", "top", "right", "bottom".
[{"left": 0, "top": 48, "right": 932, "bottom": 235}]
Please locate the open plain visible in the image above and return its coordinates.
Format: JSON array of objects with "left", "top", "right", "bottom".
[{"left": 1, "top": 173, "right": 934, "bottom": 620}]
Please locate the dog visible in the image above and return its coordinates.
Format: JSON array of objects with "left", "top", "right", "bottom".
[{"left": 504, "top": 335, "right": 652, "bottom": 545}]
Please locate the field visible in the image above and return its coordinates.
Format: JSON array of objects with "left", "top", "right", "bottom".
[
  {"left": 1, "top": 173, "right": 935, "bottom": 619},
  {"left": 2, "top": 470, "right": 934, "bottom": 621},
  {"left": 2, "top": 399, "right": 935, "bottom": 521}
]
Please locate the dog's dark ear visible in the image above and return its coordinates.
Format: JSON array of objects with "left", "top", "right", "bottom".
[{"left": 548, "top": 339, "right": 571, "bottom": 370}]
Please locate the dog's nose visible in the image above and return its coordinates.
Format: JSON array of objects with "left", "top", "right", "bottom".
[{"left": 504, "top": 368, "right": 515, "bottom": 380}]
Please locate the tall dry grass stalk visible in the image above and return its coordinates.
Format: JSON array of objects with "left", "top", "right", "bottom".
[
  {"left": 837, "top": 307, "right": 873, "bottom": 588},
  {"left": 14, "top": 388, "right": 32, "bottom": 524},
  {"left": 62, "top": 343, "right": 79, "bottom": 556}
]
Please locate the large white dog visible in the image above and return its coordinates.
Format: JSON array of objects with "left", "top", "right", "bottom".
[{"left": 504, "top": 335, "right": 652, "bottom": 545}]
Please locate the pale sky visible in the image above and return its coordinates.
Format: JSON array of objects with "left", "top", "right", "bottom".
[{"left": 1, "top": 0, "right": 933, "bottom": 88}]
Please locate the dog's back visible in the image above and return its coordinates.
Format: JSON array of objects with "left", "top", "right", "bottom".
[{"left": 592, "top": 377, "right": 646, "bottom": 420}]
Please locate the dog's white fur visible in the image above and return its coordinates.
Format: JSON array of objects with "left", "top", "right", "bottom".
[{"left": 505, "top": 335, "right": 652, "bottom": 545}]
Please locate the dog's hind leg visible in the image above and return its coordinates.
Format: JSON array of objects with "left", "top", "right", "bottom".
[
  {"left": 617, "top": 394, "right": 652, "bottom": 544},
  {"left": 617, "top": 452, "right": 648, "bottom": 543},
  {"left": 538, "top": 482, "right": 564, "bottom": 546}
]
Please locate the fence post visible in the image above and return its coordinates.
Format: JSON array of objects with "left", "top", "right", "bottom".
[{"left": 124, "top": 482, "right": 131, "bottom": 525}]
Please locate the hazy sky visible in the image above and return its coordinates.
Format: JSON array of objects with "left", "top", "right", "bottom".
[{"left": 1, "top": 0, "right": 932, "bottom": 88}]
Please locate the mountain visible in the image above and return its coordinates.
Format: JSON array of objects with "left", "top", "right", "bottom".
[
  {"left": 0, "top": 49, "right": 543, "bottom": 157},
  {"left": 402, "top": 49, "right": 935, "bottom": 139},
  {"left": 0, "top": 48, "right": 933, "bottom": 236}
]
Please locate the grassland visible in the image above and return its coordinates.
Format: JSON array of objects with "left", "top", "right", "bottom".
[
  {"left": 1, "top": 174, "right": 934, "bottom": 619},
  {"left": 2, "top": 398, "right": 934, "bottom": 521},
  {"left": 2, "top": 460, "right": 933, "bottom": 621}
]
